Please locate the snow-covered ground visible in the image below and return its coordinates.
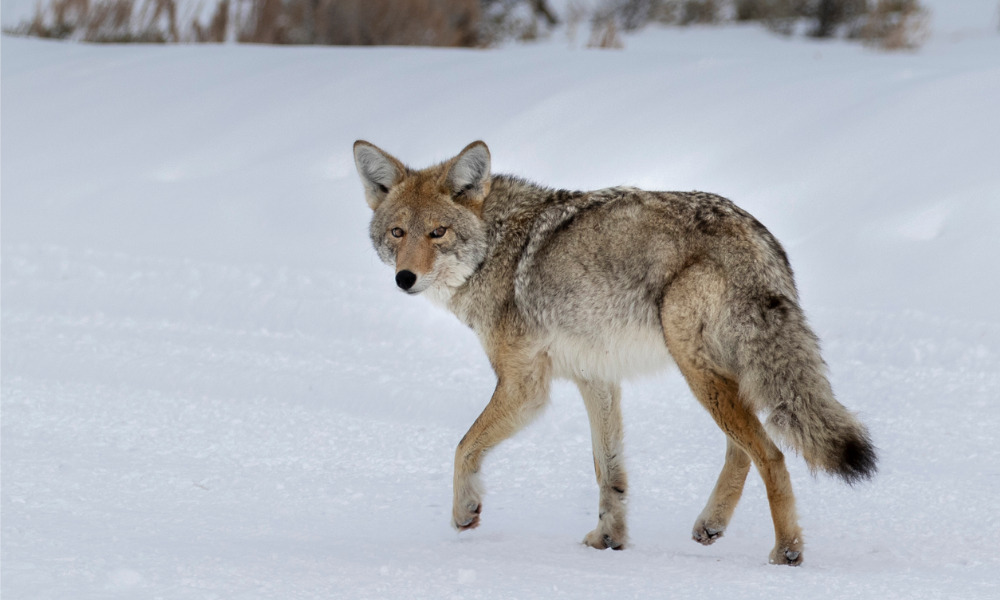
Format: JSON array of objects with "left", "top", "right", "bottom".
[{"left": 3, "top": 4, "right": 1000, "bottom": 598}]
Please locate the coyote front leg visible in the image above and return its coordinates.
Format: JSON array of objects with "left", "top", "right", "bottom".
[
  {"left": 575, "top": 379, "right": 628, "bottom": 550},
  {"left": 452, "top": 355, "right": 551, "bottom": 531}
]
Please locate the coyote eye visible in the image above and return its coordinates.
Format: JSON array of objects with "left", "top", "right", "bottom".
[
  {"left": 390, "top": 227, "right": 404, "bottom": 238},
  {"left": 429, "top": 227, "right": 447, "bottom": 239}
]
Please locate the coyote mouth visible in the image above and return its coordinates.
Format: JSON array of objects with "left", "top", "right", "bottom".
[{"left": 402, "top": 282, "right": 428, "bottom": 295}]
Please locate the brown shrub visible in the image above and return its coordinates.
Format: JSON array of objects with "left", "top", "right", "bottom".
[
  {"left": 192, "top": 0, "right": 229, "bottom": 42},
  {"left": 810, "top": 0, "right": 868, "bottom": 37},
  {"left": 857, "top": 0, "right": 928, "bottom": 49},
  {"left": 5, "top": 0, "right": 930, "bottom": 50},
  {"left": 678, "top": 0, "right": 719, "bottom": 25},
  {"left": 10, "top": 0, "right": 180, "bottom": 42},
  {"left": 8, "top": 0, "right": 486, "bottom": 46},
  {"left": 588, "top": 0, "right": 719, "bottom": 31},
  {"left": 588, "top": 13, "right": 624, "bottom": 48},
  {"left": 232, "top": 0, "right": 481, "bottom": 46}
]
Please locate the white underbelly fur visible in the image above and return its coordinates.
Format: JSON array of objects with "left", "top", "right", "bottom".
[{"left": 547, "top": 324, "right": 674, "bottom": 381}]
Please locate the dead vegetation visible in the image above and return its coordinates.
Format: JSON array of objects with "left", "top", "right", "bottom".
[
  {"left": 588, "top": 0, "right": 929, "bottom": 49},
  {"left": 5, "top": 0, "right": 929, "bottom": 50},
  {"left": 13, "top": 0, "right": 180, "bottom": 42},
  {"left": 234, "top": 0, "right": 482, "bottom": 46},
  {"left": 857, "top": 0, "right": 928, "bottom": 50},
  {"left": 8, "top": 0, "right": 491, "bottom": 45}
]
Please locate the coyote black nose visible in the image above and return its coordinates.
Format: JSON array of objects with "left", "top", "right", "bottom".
[{"left": 395, "top": 270, "right": 417, "bottom": 291}]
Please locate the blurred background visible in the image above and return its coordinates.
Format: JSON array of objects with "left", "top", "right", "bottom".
[{"left": 1, "top": 0, "right": 970, "bottom": 50}]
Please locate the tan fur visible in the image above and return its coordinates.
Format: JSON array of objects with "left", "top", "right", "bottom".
[
  {"left": 353, "top": 140, "right": 877, "bottom": 565},
  {"left": 660, "top": 260, "right": 803, "bottom": 564},
  {"left": 395, "top": 229, "right": 437, "bottom": 278},
  {"left": 452, "top": 335, "right": 551, "bottom": 532},
  {"left": 694, "top": 438, "right": 752, "bottom": 545}
]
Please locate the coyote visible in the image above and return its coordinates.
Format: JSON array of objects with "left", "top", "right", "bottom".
[{"left": 352, "top": 140, "right": 876, "bottom": 565}]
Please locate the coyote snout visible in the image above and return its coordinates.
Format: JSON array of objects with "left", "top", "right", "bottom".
[{"left": 352, "top": 140, "right": 877, "bottom": 566}]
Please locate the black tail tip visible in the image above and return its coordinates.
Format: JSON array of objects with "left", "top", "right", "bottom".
[{"left": 835, "top": 434, "right": 879, "bottom": 485}]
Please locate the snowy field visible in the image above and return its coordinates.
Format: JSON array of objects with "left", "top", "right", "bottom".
[{"left": 3, "top": 4, "right": 1000, "bottom": 599}]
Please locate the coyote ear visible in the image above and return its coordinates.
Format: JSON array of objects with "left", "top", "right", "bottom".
[
  {"left": 354, "top": 140, "right": 405, "bottom": 210},
  {"left": 446, "top": 141, "right": 491, "bottom": 201}
]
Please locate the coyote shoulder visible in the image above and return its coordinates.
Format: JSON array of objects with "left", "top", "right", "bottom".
[{"left": 352, "top": 140, "right": 876, "bottom": 565}]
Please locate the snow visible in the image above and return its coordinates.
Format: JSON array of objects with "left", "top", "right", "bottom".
[{"left": 3, "top": 5, "right": 1000, "bottom": 598}]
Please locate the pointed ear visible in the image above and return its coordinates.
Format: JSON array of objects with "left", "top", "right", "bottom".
[
  {"left": 354, "top": 140, "right": 406, "bottom": 210},
  {"left": 446, "top": 141, "right": 491, "bottom": 200}
]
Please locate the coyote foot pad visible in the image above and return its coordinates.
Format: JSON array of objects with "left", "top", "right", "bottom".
[
  {"left": 692, "top": 519, "right": 726, "bottom": 545},
  {"left": 452, "top": 502, "right": 481, "bottom": 531},
  {"left": 769, "top": 544, "right": 804, "bottom": 566},
  {"left": 584, "top": 527, "right": 626, "bottom": 550}
]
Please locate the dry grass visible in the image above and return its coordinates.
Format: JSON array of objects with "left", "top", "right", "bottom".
[
  {"left": 480, "top": 0, "right": 563, "bottom": 45},
  {"left": 734, "top": 0, "right": 927, "bottom": 49},
  {"left": 857, "top": 0, "right": 928, "bottom": 50},
  {"left": 191, "top": 0, "right": 229, "bottom": 42},
  {"left": 678, "top": 0, "right": 720, "bottom": 25},
  {"left": 10, "top": 0, "right": 181, "bottom": 42},
  {"left": 5, "top": 0, "right": 930, "bottom": 50},
  {"left": 290, "top": 0, "right": 482, "bottom": 47},
  {"left": 8, "top": 0, "right": 485, "bottom": 45},
  {"left": 588, "top": 14, "right": 624, "bottom": 48}
]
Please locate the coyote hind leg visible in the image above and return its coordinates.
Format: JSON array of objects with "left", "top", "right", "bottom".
[
  {"left": 661, "top": 263, "right": 803, "bottom": 565},
  {"left": 575, "top": 379, "right": 628, "bottom": 550},
  {"left": 670, "top": 357, "right": 804, "bottom": 565},
  {"left": 692, "top": 436, "right": 752, "bottom": 545}
]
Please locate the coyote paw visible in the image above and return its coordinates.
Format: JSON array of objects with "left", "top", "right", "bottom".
[
  {"left": 452, "top": 501, "right": 481, "bottom": 531},
  {"left": 692, "top": 519, "right": 726, "bottom": 546},
  {"left": 583, "top": 511, "right": 627, "bottom": 551},
  {"left": 769, "top": 543, "right": 804, "bottom": 566},
  {"left": 452, "top": 472, "right": 483, "bottom": 532},
  {"left": 583, "top": 528, "right": 626, "bottom": 550}
]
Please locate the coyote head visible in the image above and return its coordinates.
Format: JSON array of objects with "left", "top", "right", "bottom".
[{"left": 353, "top": 140, "right": 490, "bottom": 299}]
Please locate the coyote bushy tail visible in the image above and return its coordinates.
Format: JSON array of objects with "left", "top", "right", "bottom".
[{"left": 731, "top": 289, "right": 877, "bottom": 484}]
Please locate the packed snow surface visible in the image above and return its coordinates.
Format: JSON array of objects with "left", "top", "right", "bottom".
[{"left": 3, "top": 6, "right": 999, "bottom": 598}]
